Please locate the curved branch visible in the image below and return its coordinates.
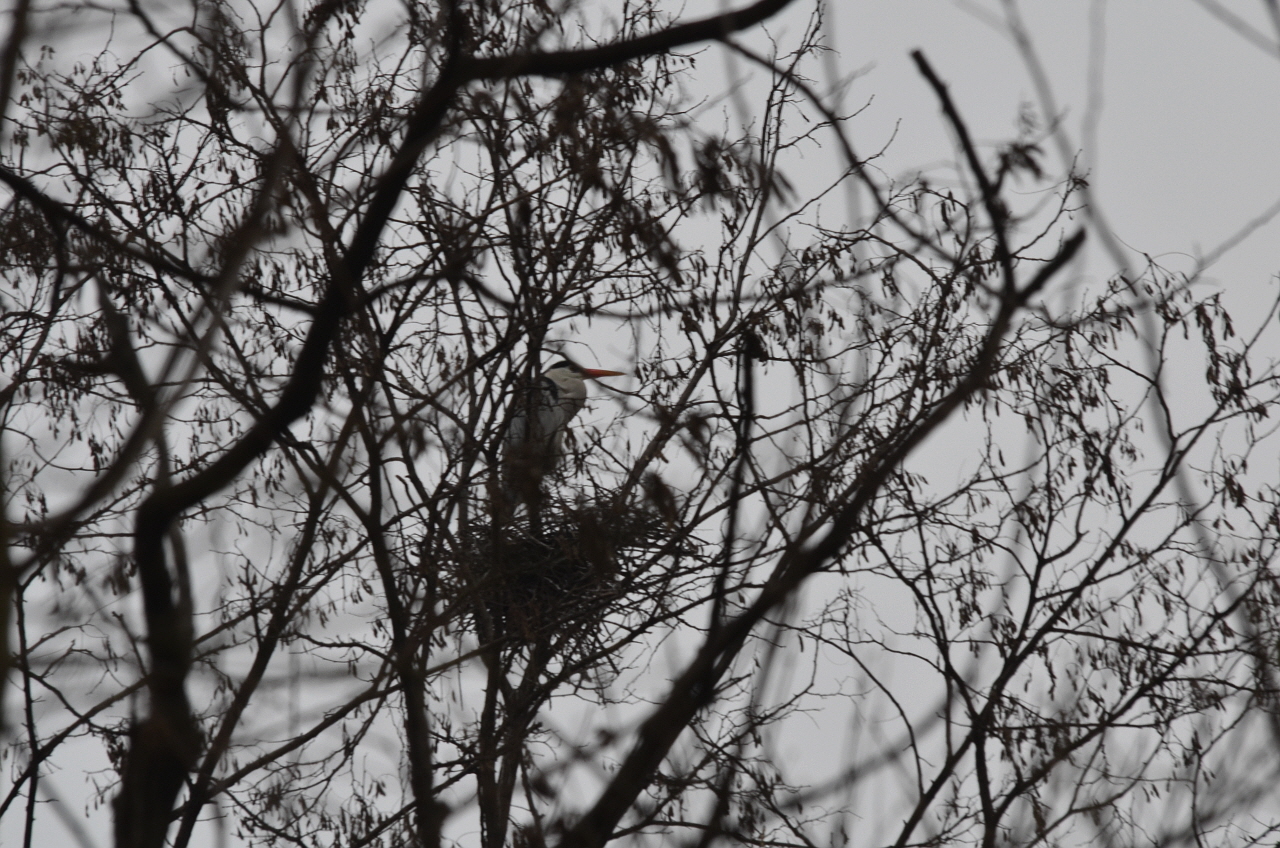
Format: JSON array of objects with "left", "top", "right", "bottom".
[{"left": 463, "top": 0, "right": 800, "bottom": 79}]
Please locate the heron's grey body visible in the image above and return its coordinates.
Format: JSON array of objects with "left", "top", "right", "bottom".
[{"left": 503, "top": 362, "right": 590, "bottom": 494}]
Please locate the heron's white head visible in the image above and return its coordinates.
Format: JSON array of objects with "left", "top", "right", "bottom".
[{"left": 543, "top": 359, "right": 625, "bottom": 401}]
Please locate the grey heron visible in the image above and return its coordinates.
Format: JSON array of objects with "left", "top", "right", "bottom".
[{"left": 502, "top": 359, "right": 625, "bottom": 508}]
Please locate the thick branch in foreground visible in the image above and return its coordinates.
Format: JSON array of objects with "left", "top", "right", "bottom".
[
  {"left": 112, "top": 46, "right": 467, "bottom": 848},
  {"left": 463, "top": 0, "right": 797, "bottom": 79}
]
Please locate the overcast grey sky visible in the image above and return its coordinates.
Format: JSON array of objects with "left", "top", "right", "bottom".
[
  {"left": 820, "top": 1, "right": 1279, "bottom": 307},
  {"left": 6, "top": 3, "right": 1280, "bottom": 847}
]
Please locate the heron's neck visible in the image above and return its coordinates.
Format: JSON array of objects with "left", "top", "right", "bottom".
[{"left": 546, "top": 375, "right": 586, "bottom": 402}]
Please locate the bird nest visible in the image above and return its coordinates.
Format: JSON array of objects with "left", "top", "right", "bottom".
[{"left": 448, "top": 496, "right": 675, "bottom": 647}]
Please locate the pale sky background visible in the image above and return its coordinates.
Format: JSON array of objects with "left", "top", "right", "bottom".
[
  {"left": 7, "top": 2, "right": 1280, "bottom": 846},
  {"left": 812, "top": 0, "right": 1280, "bottom": 308}
]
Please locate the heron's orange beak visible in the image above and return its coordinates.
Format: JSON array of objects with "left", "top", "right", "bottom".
[{"left": 582, "top": 368, "right": 625, "bottom": 379}]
